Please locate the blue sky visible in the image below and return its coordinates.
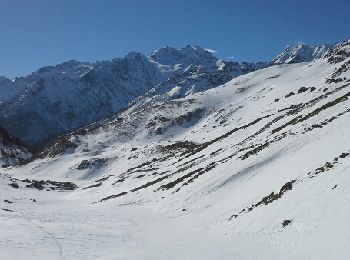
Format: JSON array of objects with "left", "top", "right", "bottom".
[{"left": 0, "top": 0, "right": 349, "bottom": 78}]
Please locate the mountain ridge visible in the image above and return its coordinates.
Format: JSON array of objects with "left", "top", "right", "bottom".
[{"left": 0, "top": 40, "right": 347, "bottom": 152}]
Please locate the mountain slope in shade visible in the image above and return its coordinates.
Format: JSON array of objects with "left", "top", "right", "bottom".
[
  {"left": 1, "top": 39, "right": 349, "bottom": 259},
  {"left": 0, "top": 126, "right": 31, "bottom": 168}
]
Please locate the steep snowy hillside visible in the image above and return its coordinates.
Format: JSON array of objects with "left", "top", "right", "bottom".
[
  {"left": 0, "top": 46, "right": 267, "bottom": 149},
  {"left": 0, "top": 126, "right": 31, "bottom": 168},
  {"left": 273, "top": 43, "right": 333, "bottom": 64},
  {"left": 1, "top": 39, "right": 349, "bottom": 259}
]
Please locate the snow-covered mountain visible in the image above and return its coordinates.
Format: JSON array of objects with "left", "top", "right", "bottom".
[
  {"left": 273, "top": 43, "right": 334, "bottom": 64},
  {"left": 0, "top": 46, "right": 267, "bottom": 150},
  {"left": 1, "top": 39, "right": 349, "bottom": 259}
]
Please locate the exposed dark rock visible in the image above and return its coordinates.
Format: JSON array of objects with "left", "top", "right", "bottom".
[
  {"left": 229, "top": 180, "right": 296, "bottom": 220},
  {"left": 21, "top": 179, "right": 77, "bottom": 191},
  {"left": 282, "top": 219, "right": 292, "bottom": 227},
  {"left": 76, "top": 158, "right": 108, "bottom": 170},
  {"left": 9, "top": 182, "right": 19, "bottom": 189},
  {"left": 82, "top": 182, "right": 103, "bottom": 190},
  {"left": 285, "top": 92, "right": 295, "bottom": 98},
  {"left": 298, "top": 87, "right": 308, "bottom": 93},
  {"left": 1, "top": 208, "right": 14, "bottom": 212}
]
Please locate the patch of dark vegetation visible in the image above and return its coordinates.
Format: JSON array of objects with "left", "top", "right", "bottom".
[
  {"left": 128, "top": 167, "right": 159, "bottom": 175},
  {"left": 272, "top": 87, "right": 350, "bottom": 136},
  {"left": 82, "top": 182, "right": 103, "bottom": 190},
  {"left": 160, "top": 162, "right": 218, "bottom": 192},
  {"left": 303, "top": 108, "right": 350, "bottom": 133},
  {"left": 99, "top": 191, "right": 128, "bottom": 202},
  {"left": 152, "top": 170, "right": 171, "bottom": 176},
  {"left": 266, "top": 75, "right": 280, "bottom": 79},
  {"left": 177, "top": 154, "right": 205, "bottom": 168},
  {"left": 308, "top": 152, "right": 350, "bottom": 178},
  {"left": 125, "top": 161, "right": 153, "bottom": 174},
  {"left": 94, "top": 175, "right": 114, "bottom": 183},
  {"left": 9, "top": 182, "right": 19, "bottom": 189},
  {"left": 277, "top": 103, "right": 302, "bottom": 114},
  {"left": 1, "top": 208, "right": 14, "bottom": 212},
  {"left": 149, "top": 108, "right": 204, "bottom": 135},
  {"left": 271, "top": 116, "right": 302, "bottom": 135},
  {"left": 76, "top": 158, "right": 108, "bottom": 170},
  {"left": 9, "top": 177, "right": 77, "bottom": 191},
  {"left": 277, "top": 83, "right": 349, "bottom": 118},
  {"left": 210, "top": 148, "right": 223, "bottom": 157},
  {"left": 298, "top": 87, "right": 308, "bottom": 93},
  {"left": 229, "top": 180, "right": 296, "bottom": 220},
  {"left": 282, "top": 219, "right": 292, "bottom": 227},
  {"left": 181, "top": 115, "right": 271, "bottom": 160},
  {"left": 23, "top": 179, "right": 77, "bottom": 191},
  {"left": 146, "top": 115, "right": 169, "bottom": 129},
  {"left": 158, "top": 141, "right": 199, "bottom": 155},
  {"left": 243, "top": 115, "right": 287, "bottom": 145},
  {"left": 214, "top": 106, "right": 243, "bottom": 125},
  {"left": 112, "top": 178, "right": 125, "bottom": 185},
  {"left": 160, "top": 168, "right": 204, "bottom": 190},
  {"left": 240, "top": 85, "right": 350, "bottom": 160},
  {"left": 175, "top": 162, "right": 218, "bottom": 192},
  {"left": 131, "top": 176, "right": 169, "bottom": 192},
  {"left": 285, "top": 92, "right": 295, "bottom": 98},
  {"left": 240, "top": 132, "right": 288, "bottom": 160},
  {"left": 326, "top": 78, "right": 345, "bottom": 84}
]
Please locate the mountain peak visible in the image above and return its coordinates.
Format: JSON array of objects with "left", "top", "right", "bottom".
[
  {"left": 150, "top": 45, "right": 218, "bottom": 66},
  {"left": 0, "top": 76, "right": 11, "bottom": 85},
  {"left": 273, "top": 43, "right": 334, "bottom": 64},
  {"left": 124, "top": 51, "right": 147, "bottom": 61}
]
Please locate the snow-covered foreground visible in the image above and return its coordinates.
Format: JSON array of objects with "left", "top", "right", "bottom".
[
  {"left": 1, "top": 42, "right": 350, "bottom": 259},
  {"left": 0, "top": 178, "right": 266, "bottom": 260},
  {"left": 3, "top": 159, "right": 350, "bottom": 260}
]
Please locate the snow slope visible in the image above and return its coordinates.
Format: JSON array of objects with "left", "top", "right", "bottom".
[{"left": 1, "top": 39, "right": 350, "bottom": 259}]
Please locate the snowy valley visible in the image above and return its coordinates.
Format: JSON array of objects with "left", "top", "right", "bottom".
[{"left": 1, "top": 39, "right": 350, "bottom": 259}]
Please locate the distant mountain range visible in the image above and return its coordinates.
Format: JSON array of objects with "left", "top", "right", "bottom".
[{"left": 0, "top": 42, "right": 341, "bottom": 150}]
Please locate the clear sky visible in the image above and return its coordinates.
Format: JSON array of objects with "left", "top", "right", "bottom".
[{"left": 1, "top": 0, "right": 349, "bottom": 78}]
